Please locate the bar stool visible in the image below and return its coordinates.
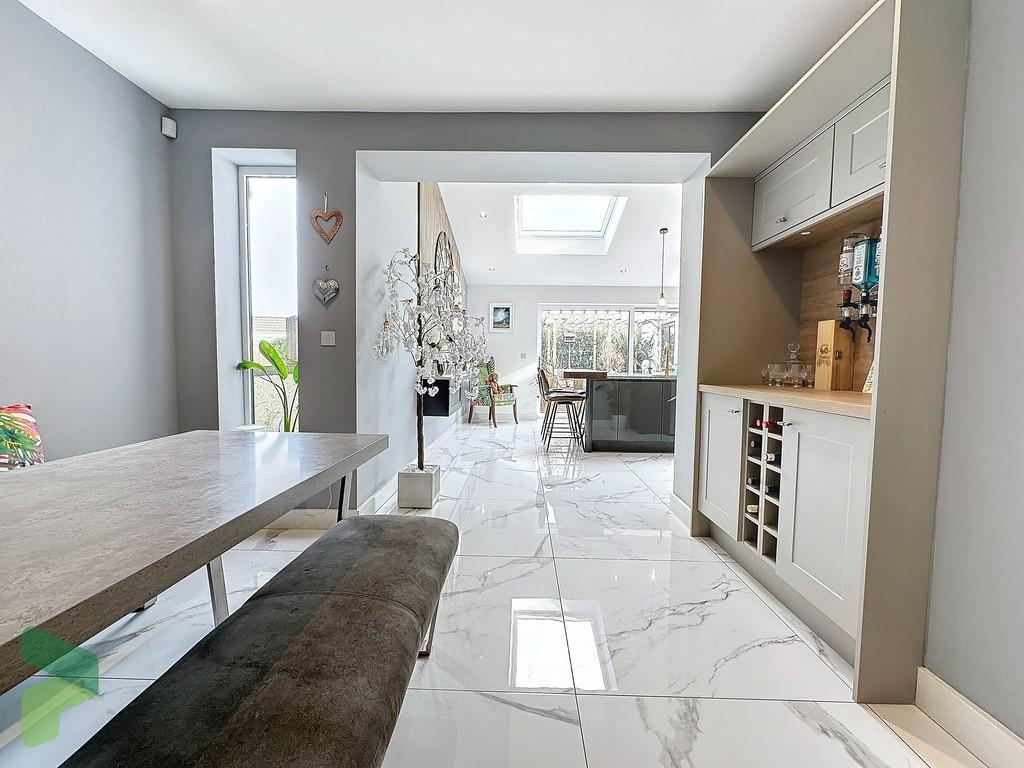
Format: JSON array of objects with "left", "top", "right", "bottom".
[{"left": 537, "top": 369, "right": 585, "bottom": 449}]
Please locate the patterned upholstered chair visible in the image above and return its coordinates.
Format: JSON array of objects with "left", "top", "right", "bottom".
[{"left": 468, "top": 357, "right": 518, "bottom": 426}]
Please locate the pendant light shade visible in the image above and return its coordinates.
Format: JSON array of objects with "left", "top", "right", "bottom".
[{"left": 657, "top": 227, "right": 668, "bottom": 306}]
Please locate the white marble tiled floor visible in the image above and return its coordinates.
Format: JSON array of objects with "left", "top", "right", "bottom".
[
  {"left": 0, "top": 420, "right": 976, "bottom": 767},
  {"left": 382, "top": 420, "right": 967, "bottom": 768}
]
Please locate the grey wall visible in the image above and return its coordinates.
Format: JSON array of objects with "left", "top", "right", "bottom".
[
  {"left": 0, "top": 0, "right": 177, "bottom": 459},
  {"left": 925, "top": 0, "right": 1024, "bottom": 737},
  {"left": 167, "top": 111, "right": 760, "bottom": 452}
]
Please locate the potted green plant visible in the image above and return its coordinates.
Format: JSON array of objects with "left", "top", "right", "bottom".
[{"left": 237, "top": 340, "right": 299, "bottom": 432}]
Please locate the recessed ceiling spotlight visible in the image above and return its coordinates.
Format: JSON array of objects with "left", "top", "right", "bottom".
[
  {"left": 800, "top": 230, "right": 812, "bottom": 236},
  {"left": 478, "top": 211, "right": 488, "bottom": 220},
  {"left": 620, "top": 268, "right": 628, "bottom": 273},
  {"left": 488, "top": 266, "right": 496, "bottom": 272}
]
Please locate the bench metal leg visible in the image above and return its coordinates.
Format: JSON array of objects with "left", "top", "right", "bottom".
[
  {"left": 419, "top": 603, "right": 439, "bottom": 658},
  {"left": 336, "top": 472, "right": 354, "bottom": 522},
  {"left": 207, "top": 556, "right": 229, "bottom": 625}
]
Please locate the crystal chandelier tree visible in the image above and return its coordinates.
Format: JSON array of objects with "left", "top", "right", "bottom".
[{"left": 375, "top": 247, "right": 487, "bottom": 471}]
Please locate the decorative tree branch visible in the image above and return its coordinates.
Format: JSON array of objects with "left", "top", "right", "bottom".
[{"left": 374, "top": 248, "right": 487, "bottom": 471}]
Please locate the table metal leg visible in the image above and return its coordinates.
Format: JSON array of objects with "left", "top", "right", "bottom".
[
  {"left": 132, "top": 597, "right": 157, "bottom": 612},
  {"left": 206, "top": 556, "right": 229, "bottom": 625},
  {"left": 336, "top": 472, "right": 354, "bottom": 522}
]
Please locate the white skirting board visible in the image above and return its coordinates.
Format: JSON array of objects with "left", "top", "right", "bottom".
[
  {"left": 916, "top": 667, "right": 1024, "bottom": 768},
  {"left": 668, "top": 493, "right": 692, "bottom": 529}
]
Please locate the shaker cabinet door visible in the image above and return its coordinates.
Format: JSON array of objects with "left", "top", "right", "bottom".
[
  {"left": 697, "top": 394, "right": 744, "bottom": 538},
  {"left": 831, "top": 84, "right": 890, "bottom": 206},
  {"left": 776, "top": 409, "right": 870, "bottom": 635},
  {"left": 752, "top": 128, "right": 834, "bottom": 245}
]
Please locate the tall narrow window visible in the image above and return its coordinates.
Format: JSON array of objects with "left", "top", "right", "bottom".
[{"left": 239, "top": 167, "right": 297, "bottom": 430}]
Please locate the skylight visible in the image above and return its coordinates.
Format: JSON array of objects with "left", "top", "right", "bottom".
[{"left": 514, "top": 194, "right": 627, "bottom": 255}]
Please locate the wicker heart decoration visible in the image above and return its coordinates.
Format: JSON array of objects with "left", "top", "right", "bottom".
[
  {"left": 313, "top": 278, "right": 340, "bottom": 306},
  {"left": 310, "top": 209, "right": 343, "bottom": 245}
]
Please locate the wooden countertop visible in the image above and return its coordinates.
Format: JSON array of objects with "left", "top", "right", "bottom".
[{"left": 699, "top": 384, "right": 872, "bottom": 419}]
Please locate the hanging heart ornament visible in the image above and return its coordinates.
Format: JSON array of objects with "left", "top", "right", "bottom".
[
  {"left": 313, "top": 278, "right": 340, "bottom": 306},
  {"left": 310, "top": 209, "right": 343, "bottom": 244}
]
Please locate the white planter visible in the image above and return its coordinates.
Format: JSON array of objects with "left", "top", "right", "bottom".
[{"left": 398, "top": 464, "right": 441, "bottom": 509}]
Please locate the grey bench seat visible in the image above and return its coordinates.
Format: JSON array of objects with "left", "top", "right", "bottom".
[{"left": 61, "top": 515, "right": 459, "bottom": 768}]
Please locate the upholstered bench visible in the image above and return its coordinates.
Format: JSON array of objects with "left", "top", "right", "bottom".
[{"left": 62, "top": 515, "right": 459, "bottom": 768}]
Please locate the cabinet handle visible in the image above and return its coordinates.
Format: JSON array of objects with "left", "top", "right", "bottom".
[
  {"left": 666, "top": 396, "right": 677, "bottom": 403},
  {"left": 728, "top": 409, "right": 741, "bottom": 414},
  {"left": 779, "top": 421, "right": 794, "bottom": 427},
  {"left": 878, "top": 160, "right": 887, "bottom": 169},
  {"left": 776, "top": 216, "right": 789, "bottom": 224}
]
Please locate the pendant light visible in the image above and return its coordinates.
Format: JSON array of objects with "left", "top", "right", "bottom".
[{"left": 657, "top": 227, "right": 668, "bottom": 306}]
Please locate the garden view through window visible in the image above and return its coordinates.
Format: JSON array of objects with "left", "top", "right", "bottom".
[
  {"left": 538, "top": 306, "right": 678, "bottom": 377},
  {"left": 241, "top": 169, "right": 298, "bottom": 430}
]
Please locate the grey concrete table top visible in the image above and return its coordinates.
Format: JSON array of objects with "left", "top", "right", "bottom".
[{"left": 0, "top": 429, "right": 387, "bottom": 692}]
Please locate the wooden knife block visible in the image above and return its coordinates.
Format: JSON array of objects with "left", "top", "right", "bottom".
[{"left": 815, "top": 319, "right": 855, "bottom": 391}]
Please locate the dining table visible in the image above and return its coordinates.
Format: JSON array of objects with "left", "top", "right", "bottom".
[{"left": 0, "top": 429, "right": 387, "bottom": 693}]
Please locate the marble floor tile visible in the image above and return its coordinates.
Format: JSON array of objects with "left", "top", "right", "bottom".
[
  {"left": 553, "top": 558, "right": 852, "bottom": 701},
  {"left": 547, "top": 500, "right": 720, "bottom": 562},
  {"left": 720, "top": 558, "right": 854, "bottom": 687},
  {"left": 542, "top": 471, "right": 661, "bottom": 504},
  {"left": 403, "top": 498, "right": 552, "bottom": 558},
  {"left": 410, "top": 556, "right": 573, "bottom": 694},
  {"left": 577, "top": 695, "right": 929, "bottom": 768},
  {"left": 627, "top": 466, "right": 676, "bottom": 498},
  {"left": 869, "top": 705, "right": 989, "bottom": 768},
  {"left": 440, "top": 466, "right": 544, "bottom": 503},
  {"left": 0, "top": 676, "right": 150, "bottom": 767},
  {"left": 236, "top": 528, "right": 326, "bottom": 551},
  {"left": 383, "top": 690, "right": 587, "bottom": 768}
]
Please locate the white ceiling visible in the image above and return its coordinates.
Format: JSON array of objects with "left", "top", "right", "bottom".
[
  {"left": 20, "top": 0, "right": 877, "bottom": 111},
  {"left": 440, "top": 183, "right": 683, "bottom": 287}
]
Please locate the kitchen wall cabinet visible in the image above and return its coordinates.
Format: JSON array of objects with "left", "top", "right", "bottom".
[
  {"left": 697, "top": 393, "right": 744, "bottom": 537},
  {"left": 752, "top": 129, "right": 834, "bottom": 245},
  {"left": 832, "top": 84, "right": 890, "bottom": 207},
  {"left": 776, "top": 408, "right": 870, "bottom": 636}
]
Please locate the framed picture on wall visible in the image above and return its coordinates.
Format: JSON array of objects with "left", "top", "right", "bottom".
[{"left": 489, "top": 303, "right": 514, "bottom": 333}]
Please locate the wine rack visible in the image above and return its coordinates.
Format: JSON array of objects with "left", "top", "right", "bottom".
[{"left": 743, "top": 401, "right": 785, "bottom": 565}]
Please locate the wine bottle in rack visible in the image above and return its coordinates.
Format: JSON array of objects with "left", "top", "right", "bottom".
[
  {"left": 764, "top": 452, "right": 778, "bottom": 463},
  {"left": 746, "top": 476, "right": 760, "bottom": 487},
  {"left": 765, "top": 483, "right": 780, "bottom": 496},
  {"left": 749, "top": 438, "right": 761, "bottom": 449},
  {"left": 762, "top": 419, "right": 777, "bottom": 430}
]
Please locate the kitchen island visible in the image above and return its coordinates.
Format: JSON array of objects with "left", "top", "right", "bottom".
[{"left": 583, "top": 374, "right": 677, "bottom": 452}]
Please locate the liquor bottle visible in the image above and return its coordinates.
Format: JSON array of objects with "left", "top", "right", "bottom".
[
  {"left": 764, "top": 452, "right": 778, "bottom": 463},
  {"left": 765, "top": 483, "right": 780, "bottom": 496},
  {"left": 838, "top": 232, "right": 868, "bottom": 288}
]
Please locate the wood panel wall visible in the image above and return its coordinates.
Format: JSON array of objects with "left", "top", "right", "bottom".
[
  {"left": 417, "top": 182, "right": 462, "bottom": 275},
  {"left": 797, "top": 214, "right": 883, "bottom": 391}
]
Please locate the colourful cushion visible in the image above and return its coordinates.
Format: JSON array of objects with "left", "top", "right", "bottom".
[{"left": 0, "top": 404, "right": 44, "bottom": 470}]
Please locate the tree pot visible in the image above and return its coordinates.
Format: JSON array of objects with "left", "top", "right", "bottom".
[{"left": 398, "top": 464, "right": 441, "bottom": 509}]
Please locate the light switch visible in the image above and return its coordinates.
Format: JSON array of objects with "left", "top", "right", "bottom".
[
  {"left": 520, "top": 352, "right": 527, "bottom": 359},
  {"left": 320, "top": 330, "right": 336, "bottom": 347}
]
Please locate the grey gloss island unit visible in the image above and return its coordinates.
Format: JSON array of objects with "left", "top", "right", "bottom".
[{"left": 584, "top": 375, "right": 677, "bottom": 452}]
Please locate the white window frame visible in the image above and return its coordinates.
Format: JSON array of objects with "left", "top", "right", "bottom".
[
  {"left": 237, "top": 165, "right": 296, "bottom": 424},
  {"left": 514, "top": 194, "right": 628, "bottom": 255},
  {"left": 536, "top": 302, "right": 679, "bottom": 376}
]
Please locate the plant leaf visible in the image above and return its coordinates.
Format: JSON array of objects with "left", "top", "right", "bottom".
[
  {"left": 292, "top": 363, "right": 299, "bottom": 384},
  {"left": 259, "top": 340, "right": 288, "bottom": 379},
  {"left": 237, "top": 360, "right": 268, "bottom": 374}
]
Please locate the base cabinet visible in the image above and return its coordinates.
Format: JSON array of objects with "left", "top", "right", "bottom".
[
  {"left": 776, "top": 408, "right": 870, "bottom": 636},
  {"left": 697, "top": 394, "right": 744, "bottom": 538}
]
